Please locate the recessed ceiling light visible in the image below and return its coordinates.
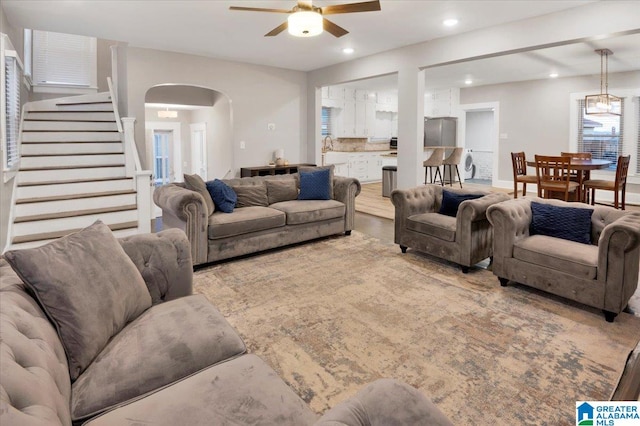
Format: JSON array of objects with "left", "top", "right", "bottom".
[
  {"left": 464, "top": 79, "right": 473, "bottom": 85},
  {"left": 443, "top": 18, "right": 458, "bottom": 27},
  {"left": 549, "top": 73, "right": 559, "bottom": 78},
  {"left": 342, "top": 47, "right": 354, "bottom": 54}
]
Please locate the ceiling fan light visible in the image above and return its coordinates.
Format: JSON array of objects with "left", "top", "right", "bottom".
[{"left": 288, "top": 11, "right": 323, "bottom": 37}]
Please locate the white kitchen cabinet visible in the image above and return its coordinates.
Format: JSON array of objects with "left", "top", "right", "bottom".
[
  {"left": 337, "top": 101, "right": 356, "bottom": 137},
  {"left": 366, "top": 154, "right": 384, "bottom": 181},
  {"left": 334, "top": 162, "right": 349, "bottom": 177},
  {"left": 322, "top": 86, "right": 344, "bottom": 108},
  {"left": 424, "top": 87, "right": 460, "bottom": 118},
  {"left": 375, "top": 90, "right": 398, "bottom": 113},
  {"left": 354, "top": 101, "right": 376, "bottom": 137}
]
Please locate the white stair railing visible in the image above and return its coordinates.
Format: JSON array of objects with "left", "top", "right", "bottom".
[{"left": 109, "top": 78, "right": 152, "bottom": 233}]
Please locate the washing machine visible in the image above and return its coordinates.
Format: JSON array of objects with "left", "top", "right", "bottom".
[{"left": 463, "top": 149, "right": 476, "bottom": 179}]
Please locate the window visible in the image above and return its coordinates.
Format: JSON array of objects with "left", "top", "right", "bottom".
[
  {"left": 32, "top": 30, "right": 97, "bottom": 88},
  {"left": 1, "top": 35, "right": 23, "bottom": 176},
  {"left": 153, "top": 130, "right": 171, "bottom": 186},
  {"left": 577, "top": 98, "right": 624, "bottom": 171},
  {"left": 321, "top": 107, "right": 334, "bottom": 136}
]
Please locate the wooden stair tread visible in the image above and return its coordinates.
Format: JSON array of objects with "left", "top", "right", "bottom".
[
  {"left": 22, "top": 140, "right": 122, "bottom": 144},
  {"left": 17, "top": 190, "right": 136, "bottom": 204},
  {"left": 20, "top": 164, "right": 124, "bottom": 171},
  {"left": 56, "top": 101, "right": 112, "bottom": 106},
  {"left": 18, "top": 177, "right": 133, "bottom": 187},
  {"left": 12, "top": 222, "right": 138, "bottom": 244},
  {"left": 15, "top": 204, "right": 137, "bottom": 223}
]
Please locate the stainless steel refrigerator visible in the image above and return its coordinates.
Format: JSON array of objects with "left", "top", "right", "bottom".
[{"left": 424, "top": 117, "right": 457, "bottom": 147}]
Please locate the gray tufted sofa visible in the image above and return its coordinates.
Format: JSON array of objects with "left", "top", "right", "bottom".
[
  {"left": 154, "top": 174, "right": 361, "bottom": 266},
  {"left": 0, "top": 229, "right": 453, "bottom": 426},
  {"left": 486, "top": 197, "right": 640, "bottom": 322},
  {"left": 391, "top": 185, "right": 510, "bottom": 272}
]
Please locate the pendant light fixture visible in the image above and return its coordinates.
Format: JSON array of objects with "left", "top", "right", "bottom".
[
  {"left": 585, "top": 49, "right": 621, "bottom": 116},
  {"left": 158, "top": 107, "right": 178, "bottom": 118}
]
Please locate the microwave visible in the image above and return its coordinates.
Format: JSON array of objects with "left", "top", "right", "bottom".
[{"left": 390, "top": 137, "right": 397, "bottom": 149}]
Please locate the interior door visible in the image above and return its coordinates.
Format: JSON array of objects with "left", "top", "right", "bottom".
[{"left": 190, "top": 122, "right": 207, "bottom": 180}]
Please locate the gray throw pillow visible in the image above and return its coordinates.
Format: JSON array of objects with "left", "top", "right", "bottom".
[
  {"left": 297, "top": 165, "right": 335, "bottom": 199},
  {"left": 3, "top": 220, "right": 152, "bottom": 380},
  {"left": 265, "top": 180, "right": 298, "bottom": 204},
  {"left": 231, "top": 183, "right": 269, "bottom": 208},
  {"left": 184, "top": 173, "right": 215, "bottom": 216}
]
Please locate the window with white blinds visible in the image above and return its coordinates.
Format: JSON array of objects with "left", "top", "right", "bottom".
[
  {"left": 32, "top": 30, "right": 96, "bottom": 87},
  {"left": 576, "top": 98, "right": 624, "bottom": 171},
  {"left": 4, "top": 53, "right": 22, "bottom": 171},
  {"left": 321, "top": 107, "right": 334, "bottom": 136}
]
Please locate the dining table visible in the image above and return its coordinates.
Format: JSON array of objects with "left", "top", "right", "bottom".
[{"left": 527, "top": 158, "right": 611, "bottom": 202}]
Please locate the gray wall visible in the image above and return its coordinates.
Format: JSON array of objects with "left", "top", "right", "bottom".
[
  {"left": 126, "top": 46, "right": 307, "bottom": 177},
  {"left": 460, "top": 71, "right": 640, "bottom": 182}
]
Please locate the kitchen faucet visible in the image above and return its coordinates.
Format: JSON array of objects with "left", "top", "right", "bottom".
[{"left": 322, "top": 135, "right": 334, "bottom": 153}]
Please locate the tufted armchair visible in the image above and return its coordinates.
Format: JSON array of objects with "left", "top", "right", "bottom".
[
  {"left": 391, "top": 185, "right": 510, "bottom": 272},
  {"left": 487, "top": 197, "right": 640, "bottom": 322}
]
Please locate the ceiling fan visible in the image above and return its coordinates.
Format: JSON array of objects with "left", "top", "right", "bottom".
[{"left": 229, "top": 0, "right": 381, "bottom": 38}]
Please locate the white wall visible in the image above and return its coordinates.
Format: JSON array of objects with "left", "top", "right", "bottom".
[
  {"left": 126, "top": 47, "right": 307, "bottom": 177},
  {"left": 460, "top": 71, "right": 640, "bottom": 183}
]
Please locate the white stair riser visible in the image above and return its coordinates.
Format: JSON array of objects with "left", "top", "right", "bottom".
[
  {"left": 21, "top": 142, "right": 123, "bottom": 155},
  {"left": 8, "top": 228, "right": 139, "bottom": 251},
  {"left": 23, "top": 121, "right": 119, "bottom": 132},
  {"left": 16, "top": 194, "right": 137, "bottom": 217},
  {"left": 17, "top": 179, "right": 134, "bottom": 198},
  {"left": 22, "top": 132, "right": 121, "bottom": 142},
  {"left": 19, "top": 166, "right": 126, "bottom": 183},
  {"left": 21, "top": 154, "right": 124, "bottom": 168},
  {"left": 26, "top": 112, "right": 116, "bottom": 121},
  {"left": 13, "top": 210, "right": 138, "bottom": 237}
]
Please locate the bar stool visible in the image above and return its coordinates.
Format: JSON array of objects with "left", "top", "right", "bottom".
[
  {"left": 423, "top": 147, "right": 444, "bottom": 185},
  {"left": 442, "top": 147, "right": 464, "bottom": 188}
]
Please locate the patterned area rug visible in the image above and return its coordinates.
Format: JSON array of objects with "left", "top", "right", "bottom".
[{"left": 194, "top": 232, "right": 640, "bottom": 424}]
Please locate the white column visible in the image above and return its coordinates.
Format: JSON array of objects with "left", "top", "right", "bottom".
[
  {"left": 121, "top": 117, "right": 137, "bottom": 177},
  {"left": 396, "top": 67, "right": 425, "bottom": 189},
  {"left": 135, "top": 171, "right": 152, "bottom": 233}
]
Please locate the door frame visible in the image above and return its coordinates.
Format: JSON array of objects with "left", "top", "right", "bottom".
[
  {"left": 458, "top": 102, "right": 499, "bottom": 187},
  {"left": 145, "top": 121, "right": 182, "bottom": 183},
  {"left": 190, "top": 122, "right": 207, "bottom": 180}
]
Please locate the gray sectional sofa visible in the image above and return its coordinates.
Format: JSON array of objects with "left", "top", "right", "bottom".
[
  {"left": 0, "top": 227, "right": 452, "bottom": 425},
  {"left": 153, "top": 173, "right": 361, "bottom": 266}
]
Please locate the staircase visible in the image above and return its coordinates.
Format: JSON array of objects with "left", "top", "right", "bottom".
[{"left": 7, "top": 90, "right": 151, "bottom": 250}]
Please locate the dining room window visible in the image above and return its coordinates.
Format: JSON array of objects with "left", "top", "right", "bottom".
[{"left": 576, "top": 98, "right": 623, "bottom": 171}]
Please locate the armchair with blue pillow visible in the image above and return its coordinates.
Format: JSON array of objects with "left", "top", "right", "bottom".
[
  {"left": 391, "top": 185, "right": 510, "bottom": 273},
  {"left": 487, "top": 197, "right": 640, "bottom": 322}
]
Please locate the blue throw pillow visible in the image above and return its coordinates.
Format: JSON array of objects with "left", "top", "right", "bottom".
[
  {"left": 530, "top": 201, "right": 593, "bottom": 244},
  {"left": 205, "top": 179, "right": 237, "bottom": 213},
  {"left": 438, "top": 190, "right": 483, "bottom": 217},
  {"left": 298, "top": 168, "right": 331, "bottom": 200}
]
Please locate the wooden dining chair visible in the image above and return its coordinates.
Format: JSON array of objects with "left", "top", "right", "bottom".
[
  {"left": 423, "top": 147, "right": 445, "bottom": 185},
  {"left": 442, "top": 147, "right": 464, "bottom": 188},
  {"left": 583, "top": 155, "right": 631, "bottom": 210},
  {"left": 561, "top": 151, "right": 592, "bottom": 201},
  {"left": 510, "top": 152, "right": 537, "bottom": 198},
  {"left": 534, "top": 155, "right": 580, "bottom": 201}
]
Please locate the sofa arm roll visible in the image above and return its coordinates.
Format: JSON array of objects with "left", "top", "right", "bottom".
[
  {"left": 597, "top": 213, "right": 640, "bottom": 312},
  {"left": 315, "top": 379, "right": 453, "bottom": 426},
  {"left": 153, "top": 184, "right": 209, "bottom": 265},
  {"left": 486, "top": 198, "right": 532, "bottom": 273},
  {"left": 333, "top": 176, "right": 361, "bottom": 232},
  {"left": 119, "top": 229, "right": 193, "bottom": 304},
  {"left": 457, "top": 192, "right": 510, "bottom": 223}
]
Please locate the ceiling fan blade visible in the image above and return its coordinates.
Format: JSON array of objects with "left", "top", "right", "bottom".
[
  {"left": 229, "top": 6, "right": 292, "bottom": 13},
  {"left": 323, "top": 18, "right": 349, "bottom": 38},
  {"left": 265, "top": 21, "right": 289, "bottom": 37},
  {"left": 321, "top": 0, "right": 381, "bottom": 15}
]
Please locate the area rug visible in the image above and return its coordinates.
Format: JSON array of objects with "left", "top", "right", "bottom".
[{"left": 193, "top": 232, "right": 640, "bottom": 424}]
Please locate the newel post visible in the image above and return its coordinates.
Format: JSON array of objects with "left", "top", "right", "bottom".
[{"left": 121, "top": 117, "right": 136, "bottom": 178}]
